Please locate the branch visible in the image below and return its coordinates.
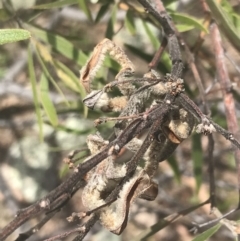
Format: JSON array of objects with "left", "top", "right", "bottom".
[
  {"left": 210, "top": 22, "right": 240, "bottom": 204},
  {"left": 137, "top": 0, "right": 183, "bottom": 78}
]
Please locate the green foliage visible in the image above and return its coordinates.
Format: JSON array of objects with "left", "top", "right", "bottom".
[
  {"left": 32, "top": 0, "right": 78, "bottom": 9},
  {"left": 0, "top": 29, "right": 31, "bottom": 45},
  {"left": 105, "top": 4, "right": 117, "bottom": 39},
  {"left": 28, "top": 45, "right": 44, "bottom": 141},
  {"left": 206, "top": 0, "right": 240, "bottom": 51},
  {"left": 192, "top": 134, "right": 203, "bottom": 193},
  {"left": 191, "top": 223, "right": 222, "bottom": 241},
  {"left": 170, "top": 12, "right": 209, "bottom": 33},
  {"left": 1, "top": 0, "right": 239, "bottom": 240},
  {"left": 167, "top": 155, "right": 181, "bottom": 183},
  {"left": 125, "top": 9, "right": 136, "bottom": 35},
  {"left": 78, "top": 0, "right": 93, "bottom": 22},
  {"left": 39, "top": 72, "right": 59, "bottom": 126}
]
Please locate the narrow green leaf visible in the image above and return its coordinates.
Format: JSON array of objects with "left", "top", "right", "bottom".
[
  {"left": 104, "top": 56, "right": 121, "bottom": 71},
  {"left": 170, "top": 13, "right": 208, "bottom": 33},
  {"left": 164, "top": 0, "right": 178, "bottom": 7},
  {"left": 60, "top": 164, "right": 71, "bottom": 178},
  {"left": 78, "top": 0, "right": 93, "bottom": 22},
  {"left": 206, "top": 0, "right": 240, "bottom": 51},
  {"left": 28, "top": 44, "right": 43, "bottom": 141},
  {"left": 124, "top": 10, "right": 136, "bottom": 35},
  {"left": 0, "top": 29, "right": 31, "bottom": 45},
  {"left": 32, "top": 0, "right": 78, "bottom": 9},
  {"left": 221, "top": 0, "right": 234, "bottom": 14},
  {"left": 25, "top": 23, "right": 88, "bottom": 66},
  {"left": 142, "top": 20, "right": 159, "bottom": 50},
  {"left": 53, "top": 60, "right": 88, "bottom": 117},
  {"left": 40, "top": 73, "right": 58, "bottom": 127},
  {"left": 192, "top": 223, "right": 222, "bottom": 241},
  {"left": 95, "top": 3, "right": 111, "bottom": 23},
  {"left": 53, "top": 60, "right": 81, "bottom": 93},
  {"left": 175, "top": 24, "right": 195, "bottom": 32},
  {"left": 141, "top": 20, "right": 172, "bottom": 70},
  {"left": 105, "top": 4, "right": 117, "bottom": 39},
  {"left": 35, "top": 44, "right": 70, "bottom": 107},
  {"left": 192, "top": 134, "right": 203, "bottom": 193},
  {"left": 232, "top": 14, "right": 240, "bottom": 34},
  {"left": 167, "top": 156, "right": 181, "bottom": 183}
]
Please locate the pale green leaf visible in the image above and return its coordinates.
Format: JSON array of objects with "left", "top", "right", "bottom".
[
  {"left": 25, "top": 23, "right": 88, "bottom": 66},
  {"left": 167, "top": 156, "right": 181, "bottom": 183},
  {"left": 206, "top": 0, "right": 240, "bottom": 51},
  {"left": 78, "top": 0, "right": 93, "bottom": 22},
  {"left": 192, "top": 223, "right": 222, "bottom": 241},
  {"left": 0, "top": 29, "right": 31, "bottom": 45},
  {"left": 28, "top": 44, "right": 43, "bottom": 141},
  {"left": 164, "top": 0, "right": 178, "bottom": 6},
  {"left": 32, "top": 0, "right": 78, "bottom": 9},
  {"left": 124, "top": 10, "right": 136, "bottom": 35},
  {"left": 40, "top": 73, "right": 58, "bottom": 127},
  {"left": 175, "top": 24, "right": 195, "bottom": 32},
  {"left": 104, "top": 57, "right": 121, "bottom": 71},
  {"left": 54, "top": 61, "right": 80, "bottom": 93},
  {"left": 142, "top": 20, "right": 159, "bottom": 50},
  {"left": 170, "top": 13, "right": 208, "bottom": 33},
  {"left": 95, "top": 3, "right": 111, "bottom": 23},
  {"left": 53, "top": 60, "right": 88, "bottom": 117},
  {"left": 105, "top": 4, "right": 117, "bottom": 39},
  {"left": 35, "top": 44, "right": 70, "bottom": 107}
]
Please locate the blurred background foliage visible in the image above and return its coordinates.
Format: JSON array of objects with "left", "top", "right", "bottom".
[{"left": 0, "top": 0, "right": 240, "bottom": 240}]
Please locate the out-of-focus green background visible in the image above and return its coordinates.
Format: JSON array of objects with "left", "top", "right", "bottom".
[{"left": 0, "top": 0, "right": 240, "bottom": 240}]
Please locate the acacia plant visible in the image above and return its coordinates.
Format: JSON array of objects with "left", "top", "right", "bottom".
[{"left": 0, "top": 0, "right": 240, "bottom": 241}]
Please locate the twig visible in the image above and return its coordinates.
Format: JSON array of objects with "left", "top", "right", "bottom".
[
  {"left": 42, "top": 214, "right": 98, "bottom": 241},
  {"left": 83, "top": 102, "right": 172, "bottom": 218},
  {"left": 137, "top": 0, "right": 183, "bottom": 78},
  {"left": 0, "top": 110, "right": 156, "bottom": 240},
  {"left": 148, "top": 37, "right": 168, "bottom": 69},
  {"left": 71, "top": 215, "right": 98, "bottom": 241},
  {"left": 225, "top": 52, "right": 240, "bottom": 75},
  {"left": 193, "top": 208, "right": 237, "bottom": 231},
  {"left": 135, "top": 198, "right": 211, "bottom": 241},
  {"left": 210, "top": 22, "right": 240, "bottom": 205},
  {"left": 15, "top": 211, "right": 58, "bottom": 241},
  {"left": 213, "top": 208, "right": 239, "bottom": 237}
]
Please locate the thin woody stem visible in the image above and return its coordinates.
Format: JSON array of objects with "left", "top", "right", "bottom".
[
  {"left": 210, "top": 22, "right": 240, "bottom": 205},
  {"left": 149, "top": 37, "right": 168, "bottom": 70},
  {"left": 94, "top": 114, "right": 143, "bottom": 126},
  {"left": 138, "top": 0, "right": 183, "bottom": 78},
  {"left": 0, "top": 118, "right": 143, "bottom": 240},
  {"left": 43, "top": 215, "right": 98, "bottom": 241},
  {"left": 86, "top": 102, "right": 171, "bottom": 215}
]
